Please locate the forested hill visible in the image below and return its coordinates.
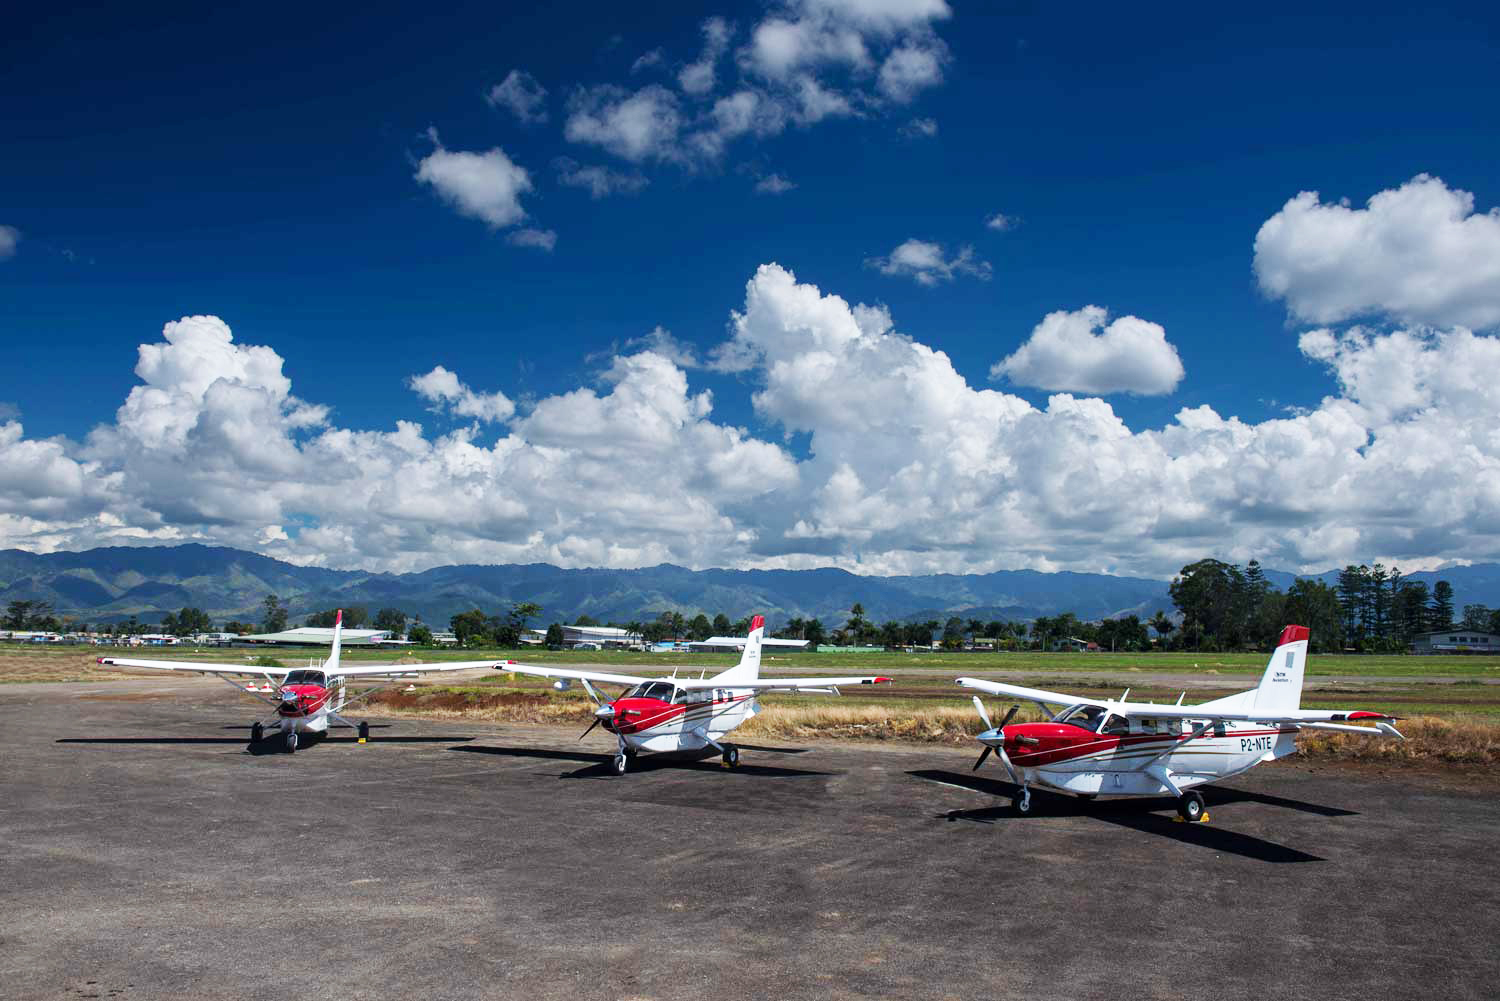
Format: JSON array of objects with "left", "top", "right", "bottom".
[{"left": 1, "top": 544, "right": 1496, "bottom": 629}]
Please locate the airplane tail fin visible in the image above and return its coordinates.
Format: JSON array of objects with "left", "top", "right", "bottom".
[
  {"left": 710, "top": 615, "right": 764, "bottom": 687},
  {"left": 1250, "top": 624, "right": 1309, "bottom": 717},
  {"left": 326, "top": 609, "right": 344, "bottom": 674}
]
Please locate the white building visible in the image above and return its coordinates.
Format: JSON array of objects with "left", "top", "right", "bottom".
[
  {"left": 687, "top": 635, "right": 810, "bottom": 653},
  {"left": 1410, "top": 630, "right": 1499, "bottom": 654}
]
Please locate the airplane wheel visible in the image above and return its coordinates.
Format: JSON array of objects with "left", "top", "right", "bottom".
[
  {"left": 285, "top": 731, "right": 298, "bottom": 754},
  {"left": 1177, "top": 791, "right": 1205, "bottom": 822},
  {"left": 612, "top": 753, "right": 628, "bottom": 776},
  {"left": 1014, "top": 793, "right": 1032, "bottom": 815},
  {"left": 358, "top": 721, "right": 370, "bottom": 741},
  {"left": 250, "top": 722, "right": 263, "bottom": 744},
  {"left": 722, "top": 745, "right": 740, "bottom": 768}
]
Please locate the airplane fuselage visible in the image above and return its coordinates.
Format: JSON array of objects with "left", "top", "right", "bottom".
[
  {"left": 603, "top": 688, "right": 759, "bottom": 754},
  {"left": 992, "top": 717, "right": 1298, "bottom": 797}
]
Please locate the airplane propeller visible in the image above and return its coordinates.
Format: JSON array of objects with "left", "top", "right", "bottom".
[
  {"left": 578, "top": 703, "right": 615, "bottom": 741},
  {"left": 971, "top": 698, "right": 1019, "bottom": 771}
]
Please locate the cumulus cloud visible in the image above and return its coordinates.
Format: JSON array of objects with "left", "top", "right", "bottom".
[
  {"left": 561, "top": 2, "right": 955, "bottom": 169},
  {"left": 754, "top": 173, "right": 797, "bottom": 194},
  {"left": 564, "top": 84, "right": 684, "bottom": 163},
  {"left": 408, "top": 366, "right": 516, "bottom": 422},
  {"left": 877, "top": 39, "right": 947, "bottom": 102},
  {"left": 0, "top": 225, "right": 18, "bottom": 259},
  {"left": 679, "top": 17, "right": 733, "bottom": 95},
  {"left": 867, "top": 239, "right": 991, "bottom": 285},
  {"left": 985, "top": 212, "right": 1016, "bottom": 231},
  {"left": 555, "top": 158, "right": 649, "bottom": 198},
  {"left": 1254, "top": 174, "right": 1500, "bottom": 330},
  {"left": 506, "top": 227, "right": 557, "bottom": 251},
  {"left": 6, "top": 261, "right": 1499, "bottom": 577},
  {"left": 991, "top": 306, "right": 1185, "bottom": 396},
  {"left": 901, "top": 116, "right": 937, "bottom": 138},
  {"left": 414, "top": 142, "right": 534, "bottom": 229},
  {"left": 486, "top": 70, "right": 549, "bottom": 123}
]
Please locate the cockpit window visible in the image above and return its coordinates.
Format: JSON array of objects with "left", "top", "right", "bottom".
[
  {"left": 630, "top": 681, "right": 676, "bottom": 701},
  {"left": 283, "top": 669, "right": 326, "bottom": 686},
  {"left": 1055, "top": 704, "right": 1106, "bottom": 732}
]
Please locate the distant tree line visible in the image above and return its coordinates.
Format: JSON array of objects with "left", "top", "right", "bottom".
[{"left": 1169, "top": 558, "right": 1492, "bottom": 653}]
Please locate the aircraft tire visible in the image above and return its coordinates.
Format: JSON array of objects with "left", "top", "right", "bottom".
[
  {"left": 722, "top": 745, "right": 740, "bottom": 768},
  {"left": 1014, "top": 793, "right": 1032, "bottom": 814},
  {"left": 286, "top": 730, "right": 298, "bottom": 754},
  {"left": 250, "top": 722, "right": 263, "bottom": 744},
  {"left": 358, "top": 721, "right": 370, "bottom": 741},
  {"left": 612, "top": 753, "right": 628, "bottom": 775},
  {"left": 1177, "top": 791, "right": 1205, "bottom": 822}
]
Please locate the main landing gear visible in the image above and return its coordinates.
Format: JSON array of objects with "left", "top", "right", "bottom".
[
  {"left": 249, "top": 722, "right": 263, "bottom": 745},
  {"left": 358, "top": 721, "right": 370, "bottom": 743},
  {"left": 721, "top": 744, "right": 740, "bottom": 769},
  {"left": 1176, "top": 790, "right": 1207, "bottom": 823}
]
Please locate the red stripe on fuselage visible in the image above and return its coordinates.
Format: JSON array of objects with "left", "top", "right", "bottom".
[
  {"left": 605, "top": 694, "right": 753, "bottom": 735},
  {"left": 1007, "top": 727, "right": 1292, "bottom": 767}
]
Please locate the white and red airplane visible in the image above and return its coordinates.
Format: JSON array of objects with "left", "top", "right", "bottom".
[
  {"left": 97, "top": 610, "right": 500, "bottom": 752},
  {"left": 957, "top": 625, "right": 1404, "bottom": 821},
  {"left": 496, "top": 615, "right": 892, "bottom": 774}
]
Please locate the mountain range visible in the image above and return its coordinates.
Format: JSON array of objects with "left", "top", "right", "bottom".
[{"left": 2, "top": 544, "right": 1498, "bottom": 630}]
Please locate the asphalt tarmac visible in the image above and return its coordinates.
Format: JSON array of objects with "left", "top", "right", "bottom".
[{"left": 2, "top": 679, "right": 1496, "bottom": 1001}]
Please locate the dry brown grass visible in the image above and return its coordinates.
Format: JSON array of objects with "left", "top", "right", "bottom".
[{"left": 1293, "top": 715, "right": 1500, "bottom": 765}]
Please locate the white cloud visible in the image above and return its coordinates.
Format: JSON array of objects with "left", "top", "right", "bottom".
[
  {"left": 408, "top": 366, "right": 516, "bottom": 423},
  {"left": 555, "top": 159, "right": 649, "bottom": 198},
  {"left": 877, "top": 40, "right": 947, "bottom": 102},
  {"left": 564, "top": 84, "right": 684, "bottom": 163},
  {"left": 991, "top": 306, "right": 1185, "bottom": 396},
  {"left": 506, "top": 228, "right": 557, "bottom": 252},
  {"left": 8, "top": 261, "right": 1499, "bottom": 578},
  {"left": 486, "top": 70, "right": 549, "bottom": 123},
  {"left": 867, "top": 238, "right": 991, "bottom": 285},
  {"left": 0, "top": 225, "right": 18, "bottom": 259},
  {"left": 631, "top": 50, "right": 664, "bottom": 73},
  {"left": 556, "top": 2, "right": 955, "bottom": 170},
  {"left": 414, "top": 144, "right": 533, "bottom": 229},
  {"left": 901, "top": 116, "right": 937, "bottom": 138},
  {"left": 754, "top": 173, "right": 797, "bottom": 195},
  {"left": 679, "top": 17, "right": 733, "bottom": 95},
  {"left": 627, "top": 326, "right": 700, "bottom": 368},
  {"left": 1254, "top": 174, "right": 1500, "bottom": 329},
  {"left": 985, "top": 212, "right": 1016, "bottom": 231}
]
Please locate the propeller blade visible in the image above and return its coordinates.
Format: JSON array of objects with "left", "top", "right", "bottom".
[
  {"left": 578, "top": 718, "right": 601, "bottom": 741},
  {"left": 972, "top": 745, "right": 993, "bottom": 771},
  {"left": 999, "top": 704, "right": 1018, "bottom": 728},
  {"left": 971, "top": 696, "right": 992, "bottom": 730}
]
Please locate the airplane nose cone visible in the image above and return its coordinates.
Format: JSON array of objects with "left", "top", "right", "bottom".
[
  {"left": 978, "top": 728, "right": 1001, "bottom": 743},
  {"left": 594, "top": 704, "right": 614, "bottom": 718}
]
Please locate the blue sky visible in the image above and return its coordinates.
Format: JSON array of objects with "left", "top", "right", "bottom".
[{"left": 3, "top": 1, "right": 1499, "bottom": 577}]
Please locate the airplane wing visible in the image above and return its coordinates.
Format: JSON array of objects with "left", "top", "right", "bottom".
[
  {"left": 675, "top": 675, "right": 893, "bottom": 693},
  {"left": 334, "top": 660, "right": 512, "bottom": 678},
  {"left": 492, "top": 662, "right": 653, "bottom": 687},
  {"left": 956, "top": 677, "right": 1107, "bottom": 707},
  {"left": 97, "top": 657, "right": 289, "bottom": 678},
  {"left": 1109, "top": 704, "right": 1403, "bottom": 727}
]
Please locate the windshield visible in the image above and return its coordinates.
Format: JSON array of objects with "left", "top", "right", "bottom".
[
  {"left": 628, "top": 681, "right": 676, "bottom": 701},
  {"left": 283, "top": 669, "right": 326, "bottom": 687},
  {"left": 1054, "top": 704, "right": 1106, "bottom": 732}
]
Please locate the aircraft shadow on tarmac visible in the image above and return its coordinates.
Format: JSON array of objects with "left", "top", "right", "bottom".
[
  {"left": 909, "top": 769, "right": 1334, "bottom": 864},
  {"left": 57, "top": 733, "right": 476, "bottom": 756},
  {"left": 449, "top": 743, "right": 829, "bottom": 779}
]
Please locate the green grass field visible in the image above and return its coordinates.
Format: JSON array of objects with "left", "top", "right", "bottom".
[{"left": 6, "top": 640, "right": 1500, "bottom": 679}]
